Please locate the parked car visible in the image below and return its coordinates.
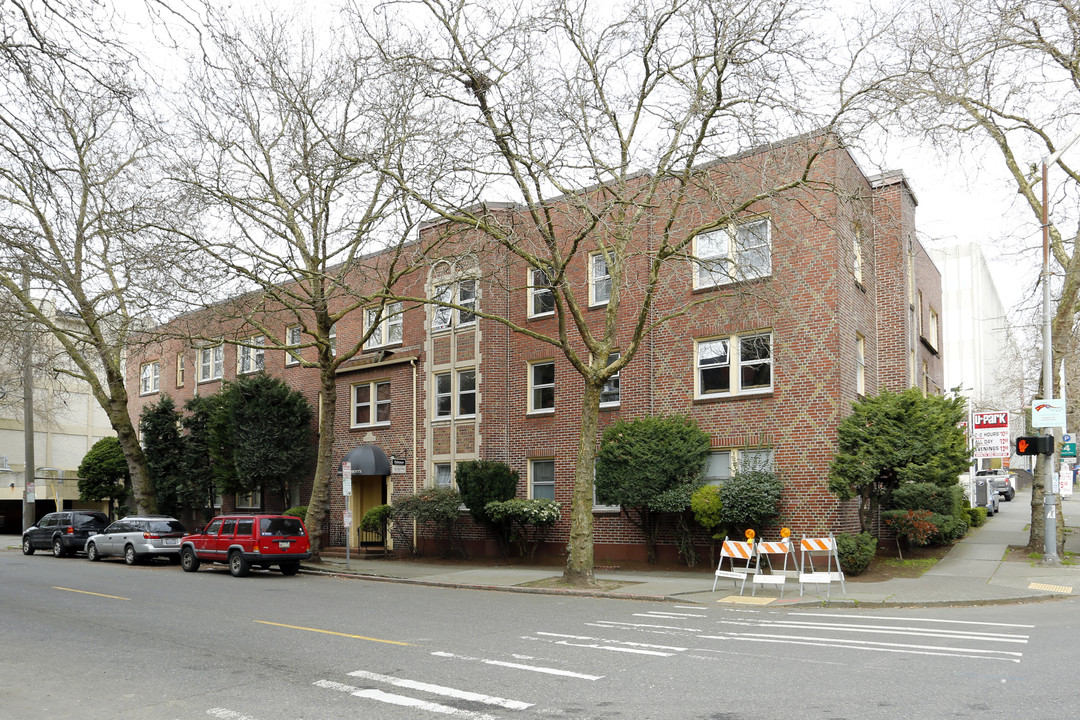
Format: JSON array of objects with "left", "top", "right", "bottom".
[
  {"left": 179, "top": 514, "right": 311, "bottom": 577},
  {"left": 976, "top": 469, "right": 1016, "bottom": 501},
  {"left": 22, "top": 510, "right": 110, "bottom": 557},
  {"left": 85, "top": 516, "right": 187, "bottom": 565}
]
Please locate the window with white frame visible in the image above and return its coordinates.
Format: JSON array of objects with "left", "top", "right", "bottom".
[
  {"left": 530, "top": 266, "right": 555, "bottom": 317},
  {"left": 853, "top": 227, "right": 864, "bottom": 284},
  {"left": 694, "top": 218, "right": 772, "bottom": 288},
  {"left": 175, "top": 353, "right": 185, "bottom": 388},
  {"left": 856, "top": 333, "right": 866, "bottom": 396},
  {"left": 589, "top": 252, "right": 611, "bottom": 305},
  {"left": 353, "top": 380, "right": 391, "bottom": 426},
  {"left": 140, "top": 361, "right": 160, "bottom": 395},
  {"left": 237, "top": 336, "right": 265, "bottom": 374},
  {"left": 365, "top": 302, "right": 404, "bottom": 349},
  {"left": 928, "top": 308, "right": 939, "bottom": 348},
  {"left": 705, "top": 448, "right": 774, "bottom": 485},
  {"left": 198, "top": 343, "right": 224, "bottom": 382},
  {"left": 434, "top": 372, "right": 452, "bottom": 419},
  {"left": 600, "top": 352, "right": 620, "bottom": 406},
  {"left": 530, "top": 459, "right": 555, "bottom": 500},
  {"left": 432, "top": 280, "right": 477, "bottom": 331},
  {"left": 286, "top": 325, "right": 302, "bottom": 366},
  {"left": 529, "top": 360, "right": 555, "bottom": 412},
  {"left": 329, "top": 324, "right": 337, "bottom": 357},
  {"left": 434, "top": 462, "right": 453, "bottom": 488},
  {"left": 696, "top": 333, "right": 772, "bottom": 397},
  {"left": 458, "top": 369, "right": 476, "bottom": 417}
]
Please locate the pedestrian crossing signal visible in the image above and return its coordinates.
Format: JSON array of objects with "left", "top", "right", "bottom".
[{"left": 1016, "top": 435, "right": 1054, "bottom": 456}]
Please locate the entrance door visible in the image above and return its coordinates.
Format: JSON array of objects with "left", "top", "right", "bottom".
[{"left": 351, "top": 475, "right": 387, "bottom": 547}]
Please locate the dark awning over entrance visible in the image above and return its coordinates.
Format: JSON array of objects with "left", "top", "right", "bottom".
[{"left": 342, "top": 444, "right": 390, "bottom": 476}]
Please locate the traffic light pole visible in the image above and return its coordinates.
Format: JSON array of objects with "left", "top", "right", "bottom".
[{"left": 1040, "top": 158, "right": 1060, "bottom": 565}]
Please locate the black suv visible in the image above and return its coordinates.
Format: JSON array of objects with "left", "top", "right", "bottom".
[{"left": 22, "top": 510, "right": 110, "bottom": 557}]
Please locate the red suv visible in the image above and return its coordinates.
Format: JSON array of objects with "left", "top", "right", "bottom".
[{"left": 179, "top": 514, "right": 311, "bottom": 577}]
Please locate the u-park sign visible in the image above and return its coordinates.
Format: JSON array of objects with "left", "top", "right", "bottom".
[{"left": 971, "top": 411, "right": 1010, "bottom": 459}]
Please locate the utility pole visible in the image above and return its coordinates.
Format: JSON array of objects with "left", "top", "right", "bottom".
[{"left": 21, "top": 267, "right": 35, "bottom": 532}]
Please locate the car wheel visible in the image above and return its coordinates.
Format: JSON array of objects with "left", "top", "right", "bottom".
[
  {"left": 124, "top": 545, "right": 138, "bottom": 566},
  {"left": 279, "top": 562, "right": 300, "bottom": 576},
  {"left": 52, "top": 537, "right": 67, "bottom": 558},
  {"left": 1005, "top": 489, "right": 1015, "bottom": 501},
  {"left": 180, "top": 547, "right": 200, "bottom": 572},
  {"left": 22, "top": 536, "right": 35, "bottom": 555},
  {"left": 87, "top": 543, "right": 100, "bottom": 562},
  {"left": 229, "top": 550, "right": 250, "bottom": 578}
]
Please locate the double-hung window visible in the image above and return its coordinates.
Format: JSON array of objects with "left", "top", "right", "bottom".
[
  {"left": 529, "top": 361, "right": 555, "bottom": 412},
  {"left": 286, "top": 326, "right": 302, "bottom": 366},
  {"left": 589, "top": 253, "right": 611, "bottom": 306},
  {"left": 353, "top": 380, "right": 391, "bottom": 426},
  {"left": 530, "top": 266, "right": 555, "bottom": 317},
  {"left": 434, "top": 369, "right": 477, "bottom": 419},
  {"left": 694, "top": 218, "right": 771, "bottom": 288},
  {"left": 434, "top": 462, "right": 453, "bottom": 488},
  {"left": 705, "top": 448, "right": 774, "bottom": 485},
  {"left": 175, "top": 354, "right": 185, "bottom": 387},
  {"left": 140, "top": 361, "right": 160, "bottom": 395},
  {"left": 530, "top": 459, "right": 555, "bottom": 500},
  {"left": 328, "top": 324, "right": 337, "bottom": 357},
  {"left": 198, "top": 343, "right": 224, "bottom": 382},
  {"left": 856, "top": 333, "right": 866, "bottom": 396},
  {"left": 432, "top": 280, "right": 477, "bottom": 331},
  {"left": 237, "top": 336, "right": 265, "bottom": 374},
  {"left": 696, "top": 332, "right": 772, "bottom": 397},
  {"left": 599, "top": 352, "right": 620, "bottom": 406},
  {"left": 365, "top": 302, "right": 404, "bottom": 349}
]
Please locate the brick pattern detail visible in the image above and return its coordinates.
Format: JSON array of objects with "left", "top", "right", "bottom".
[{"left": 432, "top": 425, "right": 451, "bottom": 456}]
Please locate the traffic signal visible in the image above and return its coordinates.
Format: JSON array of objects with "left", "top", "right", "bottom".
[{"left": 1016, "top": 435, "right": 1055, "bottom": 456}]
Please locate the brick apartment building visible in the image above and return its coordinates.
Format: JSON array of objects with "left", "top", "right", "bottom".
[{"left": 127, "top": 136, "right": 943, "bottom": 563}]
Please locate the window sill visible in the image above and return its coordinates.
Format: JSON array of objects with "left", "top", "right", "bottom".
[
  {"left": 599, "top": 402, "right": 620, "bottom": 411},
  {"left": 528, "top": 311, "right": 555, "bottom": 320},
  {"left": 432, "top": 415, "right": 476, "bottom": 423},
  {"left": 527, "top": 409, "right": 555, "bottom": 417},
  {"left": 197, "top": 378, "right": 222, "bottom": 385},
  {"left": 139, "top": 390, "right": 159, "bottom": 397},
  {"left": 350, "top": 422, "right": 391, "bottom": 430},
  {"left": 693, "top": 389, "right": 774, "bottom": 404},
  {"left": 592, "top": 505, "right": 621, "bottom": 514}
]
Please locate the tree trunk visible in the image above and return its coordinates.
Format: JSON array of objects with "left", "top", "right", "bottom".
[
  {"left": 304, "top": 365, "right": 338, "bottom": 560},
  {"left": 562, "top": 382, "right": 603, "bottom": 587},
  {"left": 104, "top": 381, "right": 156, "bottom": 516}
]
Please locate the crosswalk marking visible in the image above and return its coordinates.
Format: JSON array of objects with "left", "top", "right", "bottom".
[
  {"left": 527, "top": 631, "right": 687, "bottom": 656},
  {"left": 432, "top": 650, "right": 604, "bottom": 680},
  {"left": 697, "top": 631, "right": 1023, "bottom": 663},
  {"left": 347, "top": 670, "right": 532, "bottom": 710}
]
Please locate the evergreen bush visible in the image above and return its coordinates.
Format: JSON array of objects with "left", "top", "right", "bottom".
[{"left": 836, "top": 532, "right": 877, "bottom": 576}]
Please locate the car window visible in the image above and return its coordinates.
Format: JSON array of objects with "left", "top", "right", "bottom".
[
  {"left": 75, "top": 512, "right": 109, "bottom": 526},
  {"left": 260, "top": 518, "right": 305, "bottom": 537},
  {"left": 104, "top": 522, "right": 124, "bottom": 533},
  {"left": 205, "top": 519, "right": 224, "bottom": 535},
  {"left": 39, "top": 515, "right": 57, "bottom": 528},
  {"left": 236, "top": 519, "right": 254, "bottom": 536},
  {"left": 147, "top": 520, "right": 185, "bottom": 533},
  {"left": 57, "top": 513, "right": 72, "bottom": 526},
  {"left": 221, "top": 519, "right": 236, "bottom": 536}
]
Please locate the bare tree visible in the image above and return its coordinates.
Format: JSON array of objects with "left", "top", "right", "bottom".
[
  {"left": 164, "top": 9, "right": 447, "bottom": 557},
  {"left": 875, "top": 0, "right": 1080, "bottom": 553},
  {"left": 0, "top": 5, "right": 191, "bottom": 514},
  {"left": 366, "top": 0, "right": 873, "bottom": 586}
]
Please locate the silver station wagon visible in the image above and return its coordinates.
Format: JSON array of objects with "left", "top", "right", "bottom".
[{"left": 85, "top": 515, "right": 187, "bottom": 565}]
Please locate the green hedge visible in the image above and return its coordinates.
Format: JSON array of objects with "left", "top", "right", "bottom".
[
  {"left": 966, "top": 506, "right": 988, "bottom": 527},
  {"left": 836, "top": 532, "right": 877, "bottom": 575}
]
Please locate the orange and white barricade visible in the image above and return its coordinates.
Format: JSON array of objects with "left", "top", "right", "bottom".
[
  {"left": 752, "top": 538, "right": 796, "bottom": 597},
  {"left": 798, "top": 535, "right": 846, "bottom": 599},
  {"left": 712, "top": 538, "right": 755, "bottom": 594}
]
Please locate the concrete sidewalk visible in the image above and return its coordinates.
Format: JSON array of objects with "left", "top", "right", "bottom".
[{"left": 303, "top": 488, "right": 1080, "bottom": 607}]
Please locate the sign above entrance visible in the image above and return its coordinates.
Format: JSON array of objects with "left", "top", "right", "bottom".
[{"left": 391, "top": 458, "right": 406, "bottom": 475}]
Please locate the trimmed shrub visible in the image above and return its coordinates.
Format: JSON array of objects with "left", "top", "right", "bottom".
[
  {"left": 929, "top": 513, "right": 968, "bottom": 545},
  {"left": 836, "top": 532, "right": 878, "bottom": 576},
  {"left": 718, "top": 470, "right": 782, "bottom": 536},
  {"left": 966, "top": 506, "right": 988, "bottom": 527},
  {"left": 283, "top": 506, "right": 308, "bottom": 522},
  {"left": 882, "top": 509, "right": 936, "bottom": 547},
  {"left": 690, "top": 485, "right": 724, "bottom": 539},
  {"left": 360, "top": 504, "right": 392, "bottom": 535},
  {"left": 484, "top": 498, "right": 561, "bottom": 559},
  {"left": 390, "top": 487, "right": 464, "bottom": 557},
  {"left": 890, "top": 482, "right": 965, "bottom": 518}
]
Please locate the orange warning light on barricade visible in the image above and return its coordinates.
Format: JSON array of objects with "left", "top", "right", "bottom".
[
  {"left": 780, "top": 527, "right": 791, "bottom": 538},
  {"left": 744, "top": 529, "right": 755, "bottom": 541}
]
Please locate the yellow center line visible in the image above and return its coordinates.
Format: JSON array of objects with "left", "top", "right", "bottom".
[
  {"left": 53, "top": 586, "right": 129, "bottom": 600},
  {"left": 255, "top": 620, "right": 413, "bottom": 645}
]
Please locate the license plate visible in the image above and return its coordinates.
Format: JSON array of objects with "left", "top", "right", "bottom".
[
  {"left": 278, "top": 541, "right": 291, "bottom": 549},
  {"left": 165, "top": 538, "right": 179, "bottom": 546}
]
